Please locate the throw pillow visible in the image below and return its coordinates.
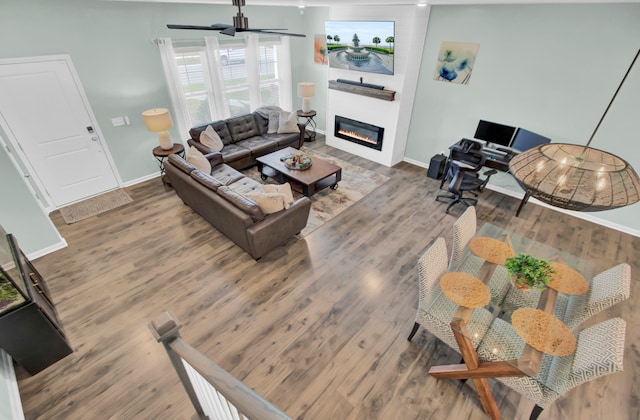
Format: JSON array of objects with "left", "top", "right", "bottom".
[
  {"left": 186, "top": 146, "right": 211, "bottom": 174},
  {"left": 277, "top": 111, "right": 299, "bottom": 134},
  {"left": 267, "top": 111, "right": 280, "bottom": 134},
  {"left": 245, "top": 191, "right": 286, "bottom": 214},
  {"left": 263, "top": 183, "right": 294, "bottom": 209},
  {"left": 200, "top": 125, "right": 224, "bottom": 151}
]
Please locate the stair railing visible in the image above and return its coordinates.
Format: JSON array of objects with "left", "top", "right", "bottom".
[{"left": 149, "top": 311, "right": 291, "bottom": 420}]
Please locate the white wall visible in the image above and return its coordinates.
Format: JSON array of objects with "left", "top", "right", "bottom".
[
  {"left": 405, "top": 3, "right": 640, "bottom": 234},
  {"left": 325, "top": 5, "right": 429, "bottom": 167}
]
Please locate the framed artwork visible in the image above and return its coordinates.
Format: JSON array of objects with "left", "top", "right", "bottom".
[
  {"left": 434, "top": 41, "right": 479, "bottom": 85},
  {"left": 314, "top": 34, "right": 328, "bottom": 65}
]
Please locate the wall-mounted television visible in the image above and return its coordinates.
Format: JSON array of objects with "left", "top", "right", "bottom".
[
  {"left": 324, "top": 20, "right": 395, "bottom": 75},
  {"left": 473, "top": 119, "right": 517, "bottom": 148},
  {"left": 510, "top": 128, "right": 551, "bottom": 152}
]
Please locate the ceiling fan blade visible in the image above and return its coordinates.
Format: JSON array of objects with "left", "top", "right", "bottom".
[
  {"left": 167, "top": 23, "right": 231, "bottom": 30},
  {"left": 237, "top": 28, "right": 306, "bottom": 38},
  {"left": 220, "top": 26, "right": 236, "bottom": 36}
]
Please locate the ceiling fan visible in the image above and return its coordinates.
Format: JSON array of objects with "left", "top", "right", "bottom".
[{"left": 167, "top": 0, "right": 306, "bottom": 38}]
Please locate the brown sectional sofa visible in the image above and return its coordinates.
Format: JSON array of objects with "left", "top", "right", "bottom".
[
  {"left": 187, "top": 111, "right": 305, "bottom": 171},
  {"left": 164, "top": 152, "right": 311, "bottom": 260}
]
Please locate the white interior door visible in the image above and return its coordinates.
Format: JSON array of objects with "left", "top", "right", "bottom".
[{"left": 0, "top": 57, "right": 118, "bottom": 207}]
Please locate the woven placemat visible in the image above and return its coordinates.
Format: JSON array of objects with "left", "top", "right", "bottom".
[
  {"left": 469, "top": 237, "right": 515, "bottom": 265},
  {"left": 547, "top": 262, "right": 589, "bottom": 295},
  {"left": 512, "top": 308, "right": 576, "bottom": 356},
  {"left": 440, "top": 272, "right": 491, "bottom": 308}
]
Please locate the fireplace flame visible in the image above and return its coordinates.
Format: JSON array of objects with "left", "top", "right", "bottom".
[{"left": 338, "top": 129, "right": 376, "bottom": 144}]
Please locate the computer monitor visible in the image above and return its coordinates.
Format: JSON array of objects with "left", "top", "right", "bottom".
[
  {"left": 474, "top": 120, "right": 517, "bottom": 148},
  {"left": 510, "top": 128, "right": 551, "bottom": 152}
]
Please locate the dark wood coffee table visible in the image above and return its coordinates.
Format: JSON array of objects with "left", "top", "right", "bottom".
[{"left": 256, "top": 147, "right": 341, "bottom": 197}]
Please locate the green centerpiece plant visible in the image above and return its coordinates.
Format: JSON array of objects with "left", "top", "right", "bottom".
[{"left": 504, "top": 253, "right": 555, "bottom": 291}]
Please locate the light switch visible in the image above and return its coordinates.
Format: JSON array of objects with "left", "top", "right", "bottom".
[{"left": 111, "top": 117, "right": 126, "bottom": 127}]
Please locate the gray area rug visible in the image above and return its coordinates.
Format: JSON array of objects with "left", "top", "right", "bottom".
[
  {"left": 59, "top": 189, "right": 133, "bottom": 224},
  {"left": 244, "top": 148, "right": 389, "bottom": 237}
]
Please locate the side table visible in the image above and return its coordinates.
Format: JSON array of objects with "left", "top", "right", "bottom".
[
  {"left": 297, "top": 110, "right": 317, "bottom": 142},
  {"left": 152, "top": 143, "right": 185, "bottom": 185}
]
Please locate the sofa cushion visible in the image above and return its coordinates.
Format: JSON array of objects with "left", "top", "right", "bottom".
[
  {"left": 200, "top": 126, "right": 224, "bottom": 151},
  {"left": 210, "top": 163, "right": 244, "bottom": 185},
  {"left": 263, "top": 183, "right": 294, "bottom": 209},
  {"left": 190, "top": 121, "right": 233, "bottom": 145},
  {"left": 277, "top": 111, "right": 299, "bottom": 134},
  {"left": 245, "top": 191, "right": 287, "bottom": 214},
  {"left": 187, "top": 146, "right": 211, "bottom": 174},
  {"left": 254, "top": 107, "right": 283, "bottom": 134},
  {"left": 190, "top": 169, "right": 223, "bottom": 191},
  {"left": 168, "top": 153, "right": 196, "bottom": 174},
  {"left": 226, "top": 114, "right": 260, "bottom": 142},
  {"left": 262, "top": 132, "right": 301, "bottom": 148},
  {"left": 217, "top": 186, "right": 265, "bottom": 222},
  {"left": 253, "top": 113, "right": 269, "bottom": 135},
  {"left": 228, "top": 177, "right": 264, "bottom": 195},
  {"left": 220, "top": 143, "right": 252, "bottom": 163},
  {"left": 235, "top": 137, "right": 279, "bottom": 157}
]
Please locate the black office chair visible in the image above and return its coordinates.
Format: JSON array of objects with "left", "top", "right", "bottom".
[{"left": 436, "top": 141, "right": 497, "bottom": 213}]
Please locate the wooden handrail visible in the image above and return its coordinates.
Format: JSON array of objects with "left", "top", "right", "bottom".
[{"left": 150, "top": 311, "right": 291, "bottom": 420}]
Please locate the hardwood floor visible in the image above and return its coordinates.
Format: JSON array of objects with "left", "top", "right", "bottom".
[{"left": 16, "top": 138, "right": 638, "bottom": 420}]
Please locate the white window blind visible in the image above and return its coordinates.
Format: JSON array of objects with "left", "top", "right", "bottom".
[{"left": 159, "top": 35, "right": 292, "bottom": 132}]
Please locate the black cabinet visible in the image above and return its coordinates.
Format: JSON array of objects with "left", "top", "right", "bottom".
[{"left": 0, "top": 226, "right": 72, "bottom": 375}]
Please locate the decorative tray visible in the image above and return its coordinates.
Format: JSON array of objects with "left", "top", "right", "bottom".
[{"left": 282, "top": 153, "right": 312, "bottom": 170}]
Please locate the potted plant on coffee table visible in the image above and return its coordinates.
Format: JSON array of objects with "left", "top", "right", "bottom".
[{"left": 504, "top": 253, "right": 555, "bottom": 291}]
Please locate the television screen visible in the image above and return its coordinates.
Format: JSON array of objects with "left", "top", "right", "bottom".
[
  {"left": 510, "top": 128, "right": 551, "bottom": 152},
  {"left": 324, "top": 20, "right": 394, "bottom": 75},
  {"left": 474, "top": 120, "right": 516, "bottom": 147}
]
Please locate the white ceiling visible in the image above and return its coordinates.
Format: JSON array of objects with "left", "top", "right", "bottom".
[{"left": 103, "top": 0, "right": 640, "bottom": 7}]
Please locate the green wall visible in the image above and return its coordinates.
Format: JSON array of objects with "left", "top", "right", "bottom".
[
  {"left": 406, "top": 4, "right": 640, "bottom": 232},
  {"left": 0, "top": 0, "right": 316, "bottom": 252}
]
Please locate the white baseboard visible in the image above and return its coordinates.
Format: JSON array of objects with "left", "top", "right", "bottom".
[
  {"left": 405, "top": 157, "right": 640, "bottom": 238},
  {"left": 122, "top": 172, "right": 159, "bottom": 187},
  {"left": 26, "top": 239, "right": 68, "bottom": 261}
]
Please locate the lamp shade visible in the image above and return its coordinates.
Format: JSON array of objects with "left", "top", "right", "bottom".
[
  {"left": 297, "top": 82, "right": 315, "bottom": 98},
  {"left": 142, "top": 108, "right": 172, "bottom": 132},
  {"left": 142, "top": 108, "right": 173, "bottom": 150},
  {"left": 509, "top": 143, "right": 640, "bottom": 212}
]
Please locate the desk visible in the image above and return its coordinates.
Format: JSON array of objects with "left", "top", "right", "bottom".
[{"left": 425, "top": 223, "right": 594, "bottom": 419}]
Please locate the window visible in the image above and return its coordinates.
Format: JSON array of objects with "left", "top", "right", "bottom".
[
  {"left": 165, "top": 35, "right": 292, "bottom": 132},
  {"left": 174, "top": 48, "right": 214, "bottom": 127}
]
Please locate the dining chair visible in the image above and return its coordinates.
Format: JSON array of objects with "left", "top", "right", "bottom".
[
  {"left": 449, "top": 206, "right": 477, "bottom": 270},
  {"left": 408, "top": 237, "right": 493, "bottom": 353},
  {"left": 477, "top": 317, "right": 626, "bottom": 420},
  {"left": 560, "top": 263, "right": 631, "bottom": 331}
]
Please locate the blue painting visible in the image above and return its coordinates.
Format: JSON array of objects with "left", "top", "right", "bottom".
[{"left": 434, "top": 41, "right": 479, "bottom": 85}]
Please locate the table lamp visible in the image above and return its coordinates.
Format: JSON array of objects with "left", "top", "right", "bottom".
[
  {"left": 297, "top": 82, "right": 315, "bottom": 113},
  {"left": 142, "top": 108, "right": 173, "bottom": 150}
]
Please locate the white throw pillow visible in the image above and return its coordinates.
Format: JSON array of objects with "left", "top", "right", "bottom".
[
  {"left": 267, "top": 111, "right": 280, "bottom": 134},
  {"left": 277, "top": 111, "right": 299, "bottom": 134},
  {"left": 200, "top": 125, "right": 224, "bottom": 151},
  {"left": 186, "top": 146, "right": 211, "bottom": 174},
  {"left": 263, "top": 183, "right": 294, "bottom": 209},
  {"left": 245, "top": 191, "right": 286, "bottom": 214}
]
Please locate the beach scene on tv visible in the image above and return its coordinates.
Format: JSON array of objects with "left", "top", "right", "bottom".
[{"left": 324, "top": 20, "right": 394, "bottom": 75}]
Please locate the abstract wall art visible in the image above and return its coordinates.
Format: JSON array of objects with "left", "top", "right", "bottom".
[{"left": 434, "top": 41, "right": 479, "bottom": 85}]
